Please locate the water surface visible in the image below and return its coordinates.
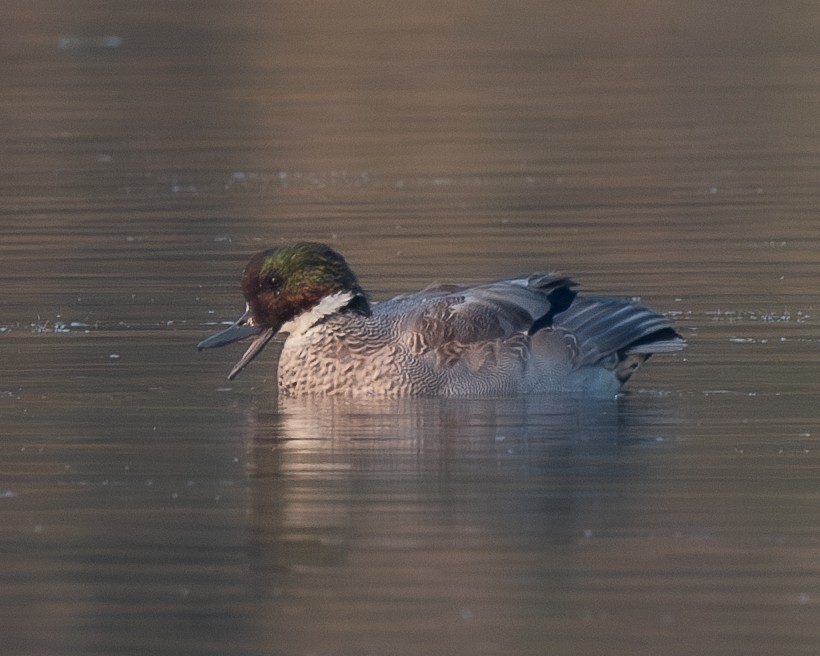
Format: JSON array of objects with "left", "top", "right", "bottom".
[{"left": 2, "top": 2, "right": 820, "bottom": 655}]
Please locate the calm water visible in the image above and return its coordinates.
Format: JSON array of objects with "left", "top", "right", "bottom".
[{"left": 2, "top": 2, "right": 820, "bottom": 655}]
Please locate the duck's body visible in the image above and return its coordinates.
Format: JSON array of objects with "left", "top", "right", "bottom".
[{"left": 198, "top": 243, "right": 685, "bottom": 398}]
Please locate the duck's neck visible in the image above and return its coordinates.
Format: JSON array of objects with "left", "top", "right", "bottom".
[{"left": 279, "top": 290, "right": 366, "bottom": 337}]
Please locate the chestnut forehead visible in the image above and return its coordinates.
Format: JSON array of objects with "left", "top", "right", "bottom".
[{"left": 244, "top": 250, "right": 280, "bottom": 278}]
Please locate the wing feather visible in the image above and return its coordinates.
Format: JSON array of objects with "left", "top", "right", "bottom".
[{"left": 373, "top": 274, "right": 575, "bottom": 350}]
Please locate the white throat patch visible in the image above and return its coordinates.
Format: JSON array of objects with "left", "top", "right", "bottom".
[{"left": 279, "top": 290, "right": 355, "bottom": 336}]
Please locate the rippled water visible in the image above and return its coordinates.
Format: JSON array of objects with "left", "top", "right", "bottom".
[{"left": 2, "top": 2, "right": 820, "bottom": 655}]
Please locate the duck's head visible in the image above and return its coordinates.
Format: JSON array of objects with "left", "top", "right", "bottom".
[{"left": 197, "top": 242, "right": 369, "bottom": 379}]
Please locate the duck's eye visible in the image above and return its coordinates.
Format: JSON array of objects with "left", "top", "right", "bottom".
[{"left": 267, "top": 275, "right": 280, "bottom": 295}]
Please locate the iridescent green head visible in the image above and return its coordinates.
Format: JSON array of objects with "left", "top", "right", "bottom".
[
  {"left": 242, "top": 242, "right": 366, "bottom": 319},
  {"left": 197, "top": 242, "right": 369, "bottom": 379}
]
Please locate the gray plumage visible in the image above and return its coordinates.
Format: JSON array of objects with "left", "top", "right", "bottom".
[{"left": 276, "top": 273, "right": 684, "bottom": 397}]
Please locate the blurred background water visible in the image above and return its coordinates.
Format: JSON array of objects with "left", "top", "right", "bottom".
[{"left": 1, "top": 2, "right": 819, "bottom": 655}]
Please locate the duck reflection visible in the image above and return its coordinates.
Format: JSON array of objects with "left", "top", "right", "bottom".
[{"left": 242, "top": 394, "right": 681, "bottom": 575}]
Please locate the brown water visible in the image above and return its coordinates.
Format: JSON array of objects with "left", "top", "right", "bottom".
[{"left": 2, "top": 2, "right": 820, "bottom": 655}]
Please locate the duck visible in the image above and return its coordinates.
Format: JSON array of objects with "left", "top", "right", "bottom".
[{"left": 197, "top": 242, "right": 685, "bottom": 397}]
